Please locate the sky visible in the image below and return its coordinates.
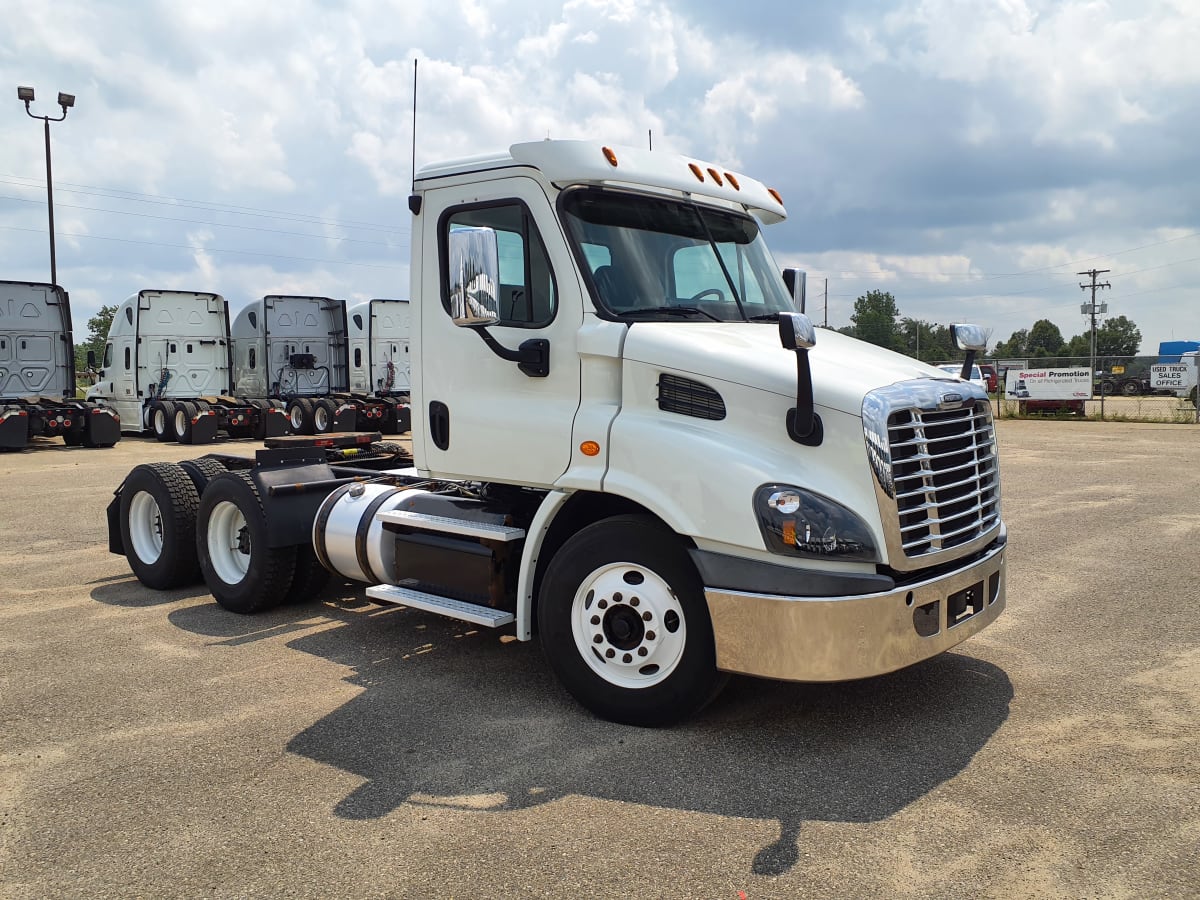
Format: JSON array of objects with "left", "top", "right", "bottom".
[{"left": 2, "top": 0, "right": 1197, "bottom": 356}]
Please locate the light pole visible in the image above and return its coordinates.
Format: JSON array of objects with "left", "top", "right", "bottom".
[{"left": 18, "top": 85, "right": 75, "bottom": 286}]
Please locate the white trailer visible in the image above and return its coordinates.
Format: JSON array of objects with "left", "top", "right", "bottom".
[
  {"left": 87, "top": 290, "right": 288, "bottom": 442},
  {"left": 0, "top": 280, "right": 120, "bottom": 450},
  {"left": 108, "top": 140, "right": 1006, "bottom": 725}
]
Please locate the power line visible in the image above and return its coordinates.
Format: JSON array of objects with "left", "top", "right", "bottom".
[{"left": 0, "top": 224, "right": 406, "bottom": 270}]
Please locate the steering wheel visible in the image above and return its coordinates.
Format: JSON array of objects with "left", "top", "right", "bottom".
[{"left": 688, "top": 288, "right": 725, "bottom": 303}]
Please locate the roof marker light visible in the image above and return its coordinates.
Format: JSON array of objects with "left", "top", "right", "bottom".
[
  {"left": 688, "top": 163, "right": 705, "bottom": 182},
  {"left": 768, "top": 187, "right": 783, "bottom": 205},
  {"left": 602, "top": 146, "right": 619, "bottom": 167},
  {"left": 706, "top": 168, "right": 724, "bottom": 186},
  {"left": 725, "top": 173, "right": 740, "bottom": 190}
]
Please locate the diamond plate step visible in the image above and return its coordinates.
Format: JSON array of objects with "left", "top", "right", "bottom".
[
  {"left": 376, "top": 509, "right": 526, "bottom": 541},
  {"left": 365, "top": 584, "right": 515, "bottom": 628}
]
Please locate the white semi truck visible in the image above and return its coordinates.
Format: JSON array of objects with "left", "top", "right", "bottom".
[
  {"left": 107, "top": 140, "right": 1005, "bottom": 725},
  {"left": 347, "top": 298, "right": 411, "bottom": 433},
  {"left": 0, "top": 280, "right": 121, "bottom": 450},
  {"left": 87, "top": 290, "right": 289, "bottom": 443},
  {"left": 230, "top": 294, "right": 411, "bottom": 435}
]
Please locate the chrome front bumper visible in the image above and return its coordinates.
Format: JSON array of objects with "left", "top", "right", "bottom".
[{"left": 705, "top": 541, "right": 1006, "bottom": 682}]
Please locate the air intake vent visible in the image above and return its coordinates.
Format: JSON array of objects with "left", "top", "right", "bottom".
[{"left": 657, "top": 374, "right": 725, "bottom": 420}]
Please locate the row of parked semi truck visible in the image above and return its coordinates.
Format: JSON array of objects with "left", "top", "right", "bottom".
[{"left": 0, "top": 280, "right": 411, "bottom": 450}]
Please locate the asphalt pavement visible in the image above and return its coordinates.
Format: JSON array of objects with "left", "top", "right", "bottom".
[{"left": 1, "top": 423, "right": 1197, "bottom": 898}]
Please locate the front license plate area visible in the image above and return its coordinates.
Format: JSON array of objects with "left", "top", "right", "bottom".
[{"left": 947, "top": 580, "right": 984, "bottom": 627}]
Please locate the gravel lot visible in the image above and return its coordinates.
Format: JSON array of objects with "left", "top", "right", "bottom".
[{"left": 1, "top": 423, "right": 1197, "bottom": 899}]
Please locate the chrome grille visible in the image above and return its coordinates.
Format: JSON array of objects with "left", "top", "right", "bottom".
[{"left": 886, "top": 401, "right": 999, "bottom": 558}]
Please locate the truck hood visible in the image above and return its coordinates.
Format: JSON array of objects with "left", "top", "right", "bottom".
[{"left": 621, "top": 322, "right": 947, "bottom": 417}]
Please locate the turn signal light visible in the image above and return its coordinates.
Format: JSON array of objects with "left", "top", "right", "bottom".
[
  {"left": 580, "top": 440, "right": 601, "bottom": 457},
  {"left": 602, "top": 146, "right": 619, "bottom": 167}
]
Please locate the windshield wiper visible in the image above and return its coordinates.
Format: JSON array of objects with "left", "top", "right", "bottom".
[
  {"left": 615, "top": 306, "right": 722, "bottom": 322},
  {"left": 747, "top": 312, "right": 780, "bottom": 322}
]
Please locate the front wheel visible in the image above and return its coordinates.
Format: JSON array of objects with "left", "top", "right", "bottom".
[
  {"left": 119, "top": 462, "right": 202, "bottom": 588},
  {"left": 196, "top": 472, "right": 297, "bottom": 614},
  {"left": 537, "top": 514, "right": 726, "bottom": 726}
]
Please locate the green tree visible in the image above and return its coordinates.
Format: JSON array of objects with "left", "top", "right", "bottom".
[
  {"left": 74, "top": 304, "right": 116, "bottom": 379},
  {"left": 1095, "top": 315, "right": 1141, "bottom": 357},
  {"left": 848, "top": 290, "right": 902, "bottom": 351},
  {"left": 993, "top": 329, "right": 1029, "bottom": 358},
  {"left": 1027, "top": 319, "right": 1065, "bottom": 358}
]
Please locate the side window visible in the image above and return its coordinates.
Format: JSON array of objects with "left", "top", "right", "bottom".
[
  {"left": 124, "top": 347, "right": 131, "bottom": 369},
  {"left": 354, "top": 348, "right": 362, "bottom": 367},
  {"left": 248, "top": 347, "right": 256, "bottom": 370},
  {"left": 442, "top": 202, "right": 557, "bottom": 328},
  {"left": 103, "top": 343, "right": 113, "bottom": 368}
]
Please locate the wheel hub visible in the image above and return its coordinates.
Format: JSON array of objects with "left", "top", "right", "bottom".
[{"left": 236, "top": 525, "right": 251, "bottom": 555}]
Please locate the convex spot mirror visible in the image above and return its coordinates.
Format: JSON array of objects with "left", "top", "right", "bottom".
[
  {"left": 779, "top": 312, "right": 817, "bottom": 351},
  {"left": 447, "top": 226, "right": 501, "bottom": 327},
  {"left": 950, "top": 324, "right": 989, "bottom": 353}
]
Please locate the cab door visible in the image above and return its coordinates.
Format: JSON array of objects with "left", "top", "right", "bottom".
[{"left": 417, "top": 176, "right": 581, "bottom": 487}]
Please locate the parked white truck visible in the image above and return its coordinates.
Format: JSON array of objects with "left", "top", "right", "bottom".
[
  {"left": 347, "top": 298, "right": 411, "bottom": 433},
  {"left": 230, "top": 294, "right": 411, "bottom": 435},
  {"left": 107, "top": 140, "right": 1005, "bottom": 725},
  {"left": 0, "top": 280, "right": 121, "bottom": 450},
  {"left": 86, "top": 290, "right": 289, "bottom": 443}
]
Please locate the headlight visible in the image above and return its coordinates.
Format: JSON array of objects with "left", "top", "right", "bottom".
[{"left": 754, "top": 484, "right": 878, "bottom": 562}]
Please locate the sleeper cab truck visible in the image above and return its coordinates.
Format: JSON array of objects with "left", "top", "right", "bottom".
[
  {"left": 86, "top": 290, "right": 288, "bottom": 443},
  {"left": 0, "top": 280, "right": 120, "bottom": 450},
  {"left": 109, "top": 140, "right": 1006, "bottom": 726},
  {"left": 346, "top": 298, "right": 412, "bottom": 434}
]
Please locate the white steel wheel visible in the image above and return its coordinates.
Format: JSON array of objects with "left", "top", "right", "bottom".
[
  {"left": 288, "top": 402, "right": 305, "bottom": 432},
  {"left": 571, "top": 561, "right": 686, "bottom": 689},
  {"left": 206, "top": 499, "right": 251, "bottom": 586},
  {"left": 312, "top": 401, "right": 330, "bottom": 433},
  {"left": 538, "top": 514, "right": 726, "bottom": 727},
  {"left": 127, "top": 490, "right": 164, "bottom": 564}
]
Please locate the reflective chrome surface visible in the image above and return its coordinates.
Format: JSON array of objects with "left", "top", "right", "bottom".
[
  {"left": 863, "top": 379, "right": 1001, "bottom": 572},
  {"left": 951, "top": 323, "right": 989, "bottom": 352},
  {"left": 447, "top": 226, "right": 501, "bottom": 326},
  {"left": 706, "top": 537, "right": 1005, "bottom": 681}
]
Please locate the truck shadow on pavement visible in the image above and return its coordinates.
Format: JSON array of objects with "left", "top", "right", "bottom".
[{"left": 166, "top": 593, "right": 1012, "bottom": 877}]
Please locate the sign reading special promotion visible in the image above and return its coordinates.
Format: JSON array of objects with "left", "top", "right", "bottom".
[{"left": 1004, "top": 367, "right": 1091, "bottom": 400}]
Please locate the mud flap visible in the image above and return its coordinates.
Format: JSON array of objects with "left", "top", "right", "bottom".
[
  {"left": 0, "top": 409, "right": 30, "bottom": 450},
  {"left": 84, "top": 408, "right": 122, "bottom": 447},
  {"left": 333, "top": 403, "right": 357, "bottom": 432},
  {"left": 106, "top": 491, "right": 125, "bottom": 555},
  {"left": 259, "top": 407, "right": 290, "bottom": 439},
  {"left": 188, "top": 411, "right": 220, "bottom": 444},
  {"left": 394, "top": 403, "right": 411, "bottom": 434}
]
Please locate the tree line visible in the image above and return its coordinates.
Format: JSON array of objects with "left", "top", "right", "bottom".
[{"left": 835, "top": 290, "right": 1142, "bottom": 363}]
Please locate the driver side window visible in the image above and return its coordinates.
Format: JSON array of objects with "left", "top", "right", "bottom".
[{"left": 442, "top": 202, "right": 557, "bottom": 328}]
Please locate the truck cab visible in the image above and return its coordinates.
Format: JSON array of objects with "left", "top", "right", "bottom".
[
  {"left": 407, "top": 140, "right": 1005, "bottom": 693},
  {"left": 347, "top": 298, "right": 410, "bottom": 396}
]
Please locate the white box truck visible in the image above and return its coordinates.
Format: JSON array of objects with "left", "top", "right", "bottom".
[
  {"left": 0, "top": 280, "right": 120, "bottom": 450},
  {"left": 106, "top": 140, "right": 1005, "bottom": 725},
  {"left": 87, "top": 290, "right": 288, "bottom": 443}
]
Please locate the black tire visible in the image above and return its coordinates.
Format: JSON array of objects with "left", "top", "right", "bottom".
[
  {"left": 285, "top": 544, "right": 332, "bottom": 605},
  {"left": 153, "top": 401, "right": 176, "bottom": 442},
  {"left": 119, "top": 462, "right": 202, "bottom": 589},
  {"left": 313, "top": 398, "right": 338, "bottom": 434},
  {"left": 179, "top": 457, "right": 227, "bottom": 496},
  {"left": 537, "top": 514, "right": 727, "bottom": 727},
  {"left": 1120, "top": 380, "right": 1141, "bottom": 396},
  {"left": 196, "top": 472, "right": 297, "bottom": 614},
  {"left": 62, "top": 430, "right": 83, "bottom": 447},
  {"left": 287, "top": 398, "right": 315, "bottom": 435},
  {"left": 173, "top": 401, "right": 199, "bottom": 443}
]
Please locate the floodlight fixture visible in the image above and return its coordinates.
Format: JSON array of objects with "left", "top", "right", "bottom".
[
  {"left": 57, "top": 92, "right": 74, "bottom": 108},
  {"left": 17, "top": 85, "right": 34, "bottom": 102}
]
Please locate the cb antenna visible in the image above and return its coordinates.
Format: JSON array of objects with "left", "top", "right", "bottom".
[
  {"left": 408, "top": 59, "right": 421, "bottom": 215},
  {"left": 648, "top": 129, "right": 653, "bottom": 151}
]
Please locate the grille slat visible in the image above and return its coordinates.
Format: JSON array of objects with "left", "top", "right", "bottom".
[{"left": 879, "top": 398, "right": 1000, "bottom": 560}]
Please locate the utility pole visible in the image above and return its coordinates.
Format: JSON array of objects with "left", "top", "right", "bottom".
[
  {"left": 823, "top": 278, "right": 828, "bottom": 328},
  {"left": 1079, "top": 268, "right": 1110, "bottom": 386}
]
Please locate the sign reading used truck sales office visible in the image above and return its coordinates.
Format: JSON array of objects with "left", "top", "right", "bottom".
[
  {"left": 1004, "top": 368, "right": 1091, "bottom": 400},
  {"left": 1150, "top": 364, "right": 1197, "bottom": 391}
]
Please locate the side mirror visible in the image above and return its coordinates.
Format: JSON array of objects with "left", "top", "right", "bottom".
[
  {"left": 950, "top": 323, "right": 989, "bottom": 381},
  {"left": 447, "top": 227, "right": 501, "bottom": 327},
  {"left": 778, "top": 312, "right": 821, "bottom": 445},
  {"left": 782, "top": 268, "right": 807, "bottom": 314},
  {"left": 86, "top": 349, "right": 96, "bottom": 368}
]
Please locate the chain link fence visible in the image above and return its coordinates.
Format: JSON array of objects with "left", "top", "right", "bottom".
[{"left": 968, "top": 355, "right": 1200, "bottom": 423}]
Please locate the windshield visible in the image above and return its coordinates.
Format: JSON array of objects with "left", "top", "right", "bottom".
[
  {"left": 940, "top": 364, "right": 983, "bottom": 380},
  {"left": 560, "top": 189, "right": 795, "bottom": 322}
]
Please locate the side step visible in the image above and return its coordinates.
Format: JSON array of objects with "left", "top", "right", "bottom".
[
  {"left": 365, "top": 584, "right": 515, "bottom": 628},
  {"left": 376, "top": 509, "right": 526, "bottom": 542}
]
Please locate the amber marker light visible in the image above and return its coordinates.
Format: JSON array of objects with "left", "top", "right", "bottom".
[
  {"left": 767, "top": 187, "right": 783, "bottom": 204},
  {"left": 602, "top": 146, "right": 619, "bottom": 167},
  {"left": 688, "top": 162, "right": 705, "bottom": 182},
  {"left": 580, "top": 440, "right": 601, "bottom": 457},
  {"left": 706, "top": 167, "right": 724, "bottom": 186},
  {"left": 725, "top": 173, "right": 740, "bottom": 190}
]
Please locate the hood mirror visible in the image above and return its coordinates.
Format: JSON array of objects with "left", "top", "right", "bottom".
[
  {"left": 778, "top": 312, "right": 821, "bottom": 446},
  {"left": 950, "top": 323, "right": 989, "bottom": 380}
]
